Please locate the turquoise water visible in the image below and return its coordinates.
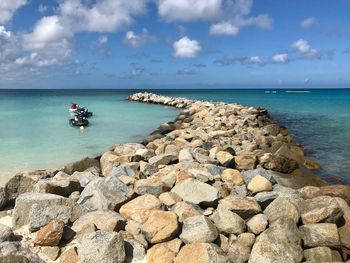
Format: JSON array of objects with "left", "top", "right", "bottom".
[{"left": 0, "top": 89, "right": 349, "bottom": 185}]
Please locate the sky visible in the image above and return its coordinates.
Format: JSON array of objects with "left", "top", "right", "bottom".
[{"left": 1, "top": 0, "right": 350, "bottom": 89}]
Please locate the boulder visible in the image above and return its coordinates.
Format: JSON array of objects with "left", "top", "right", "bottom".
[
  {"left": 0, "top": 223, "right": 14, "bottom": 242},
  {"left": 70, "top": 171, "right": 98, "bottom": 187},
  {"left": 180, "top": 215, "right": 218, "bottom": 244},
  {"left": 241, "top": 168, "right": 277, "bottom": 185},
  {"left": 249, "top": 217, "right": 303, "bottom": 263},
  {"left": 171, "top": 201, "right": 201, "bottom": 222},
  {"left": 299, "top": 196, "right": 343, "bottom": 224},
  {"left": 175, "top": 243, "right": 229, "bottom": 263},
  {"left": 12, "top": 193, "right": 69, "bottom": 229},
  {"left": 304, "top": 247, "right": 340, "bottom": 262},
  {"left": 226, "top": 233, "right": 255, "bottom": 263},
  {"left": 72, "top": 210, "right": 126, "bottom": 233},
  {"left": 120, "top": 194, "right": 162, "bottom": 223},
  {"left": 253, "top": 191, "right": 279, "bottom": 209},
  {"left": 34, "top": 220, "right": 64, "bottom": 246},
  {"left": 77, "top": 176, "right": 133, "bottom": 211},
  {"left": 246, "top": 213, "right": 268, "bottom": 235},
  {"left": 210, "top": 208, "right": 246, "bottom": 235},
  {"left": 78, "top": 230, "right": 125, "bottom": 263},
  {"left": 108, "top": 164, "right": 137, "bottom": 178},
  {"left": 60, "top": 246, "right": 78, "bottom": 263},
  {"left": 336, "top": 197, "right": 350, "bottom": 253},
  {"left": 216, "top": 151, "right": 235, "bottom": 168},
  {"left": 299, "top": 223, "right": 340, "bottom": 248},
  {"left": 148, "top": 154, "right": 178, "bottom": 166},
  {"left": 234, "top": 155, "right": 257, "bottom": 170},
  {"left": 264, "top": 197, "right": 300, "bottom": 224},
  {"left": 141, "top": 210, "right": 179, "bottom": 244},
  {"left": 124, "top": 239, "right": 146, "bottom": 263},
  {"left": 217, "top": 195, "right": 261, "bottom": 219},
  {"left": 0, "top": 187, "right": 8, "bottom": 209},
  {"left": 171, "top": 179, "right": 220, "bottom": 206},
  {"left": 41, "top": 246, "right": 60, "bottom": 261},
  {"left": 178, "top": 148, "right": 194, "bottom": 162},
  {"left": 61, "top": 157, "right": 100, "bottom": 175},
  {"left": 221, "top": 169, "right": 244, "bottom": 187},
  {"left": 146, "top": 239, "right": 182, "bottom": 263},
  {"left": 260, "top": 153, "right": 298, "bottom": 174},
  {"left": 320, "top": 185, "right": 350, "bottom": 205},
  {"left": 32, "top": 177, "right": 82, "bottom": 197},
  {"left": 0, "top": 241, "right": 45, "bottom": 263},
  {"left": 159, "top": 192, "right": 182, "bottom": 206},
  {"left": 247, "top": 175, "right": 273, "bottom": 194},
  {"left": 134, "top": 177, "right": 168, "bottom": 196},
  {"left": 29, "top": 203, "right": 72, "bottom": 232}
]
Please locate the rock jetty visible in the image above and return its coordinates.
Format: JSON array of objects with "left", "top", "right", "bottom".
[{"left": 1, "top": 92, "right": 350, "bottom": 262}]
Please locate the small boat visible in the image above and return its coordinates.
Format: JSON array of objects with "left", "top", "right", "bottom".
[
  {"left": 77, "top": 107, "right": 93, "bottom": 118},
  {"left": 69, "top": 116, "right": 89, "bottom": 127},
  {"left": 69, "top": 103, "right": 79, "bottom": 113}
]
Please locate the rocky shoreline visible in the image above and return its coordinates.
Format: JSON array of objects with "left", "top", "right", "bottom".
[{"left": 0, "top": 92, "right": 350, "bottom": 262}]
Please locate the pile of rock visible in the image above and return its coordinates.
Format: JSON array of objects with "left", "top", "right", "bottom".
[{"left": 0, "top": 92, "right": 349, "bottom": 263}]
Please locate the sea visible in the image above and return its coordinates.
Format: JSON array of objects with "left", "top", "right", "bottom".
[{"left": 0, "top": 89, "right": 349, "bottom": 185}]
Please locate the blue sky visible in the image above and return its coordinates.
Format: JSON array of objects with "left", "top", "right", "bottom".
[{"left": 1, "top": 0, "right": 350, "bottom": 89}]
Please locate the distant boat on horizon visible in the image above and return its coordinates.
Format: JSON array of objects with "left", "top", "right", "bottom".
[{"left": 285, "top": 90, "right": 311, "bottom": 93}]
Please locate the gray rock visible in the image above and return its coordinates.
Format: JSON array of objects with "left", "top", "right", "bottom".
[
  {"left": 124, "top": 239, "right": 146, "bottom": 263},
  {"left": 171, "top": 179, "right": 220, "bottom": 206},
  {"left": 29, "top": 204, "right": 72, "bottom": 232},
  {"left": 109, "top": 165, "right": 136, "bottom": 178},
  {"left": 241, "top": 168, "right": 277, "bottom": 185},
  {"left": 0, "top": 241, "right": 45, "bottom": 263},
  {"left": 0, "top": 224, "right": 14, "bottom": 242},
  {"left": 210, "top": 208, "right": 246, "bottom": 235},
  {"left": 217, "top": 195, "right": 261, "bottom": 219},
  {"left": 234, "top": 185, "right": 247, "bottom": 196},
  {"left": 41, "top": 246, "right": 60, "bottom": 261},
  {"left": 78, "top": 176, "right": 133, "bottom": 211},
  {"left": 227, "top": 233, "right": 255, "bottom": 263},
  {"left": 253, "top": 191, "right": 278, "bottom": 209},
  {"left": 249, "top": 217, "right": 303, "bottom": 263},
  {"left": 12, "top": 193, "right": 69, "bottom": 229},
  {"left": 32, "top": 177, "right": 82, "bottom": 197},
  {"left": 299, "top": 223, "right": 340, "bottom": 248},
  {"left": 180, "top": 215, "right": 218, "bottom": 244},
  {"left": 0, "top": 187, "right": 8, "bottom": 210},
  {"left": 148, "top": 154, "right": 178, "bottom": 166},
  {"left": 61, "top": 157, "right": 100, "bottom": 175},
  {"left": 299, "top": 196, "right": 343, "bottom": 224},
  {"left": 78, "top": 230, "right": 125, "bottom": 263},
  {"left": 264, "top": 197, "right": 300, "bottom": 224},
  {"left": 71, "top": 171, "right": 98, "bottom": 187}
]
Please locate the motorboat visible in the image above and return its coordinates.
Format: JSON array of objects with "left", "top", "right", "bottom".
[
  {"left": 69, "top": 115, "right": 89, "bottom": 127},
  {"left": 77, "top": 107, "right": 93, "bottom": 118}
]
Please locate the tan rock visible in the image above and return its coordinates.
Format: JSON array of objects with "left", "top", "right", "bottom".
[
  {"left": 35, "top": 220, "right": 64, "bottom": 246},
  {"left": 264, "top": 197, "right": 300, "bottom": 224},
  {"left": 141, "top": 210, "right": 178, "bottom": 244},
  {"left": 246, "top": 214, "right": 268, "bottom": 235},
  {"left": 175, "top": 243, "right": 229, "bottom": 263},
  {"left": 304, "top": 247, "right": 338, "bottom": 262},
  {"left": 300, "top": 223, "right": 340, "bottom": 248},
  {"left": 159, "top": 192, "right": 182, "bottom": 206},
  {"left": 146, "top": 239, "right": 182, "bottom": 263},
  {"left": 234, "top": 155, "right": 257, "bottom": 170},
  {"left": 60, "top": 247, "right": 78, "bottom": 263},
  {"left": 221, "top": 169, "right": 244, "bottom": 187},
  {"left": 134, "top": 177, "right": 168, "bottom": 196},
  {"left": 247, "top": 175, "right": 273, "bottom": 194},
  {"left": 172, "top": 201, "right": 201, "bottom": 222},
  {"left": 216, "top": 151, "right": 235, "bottom": 167},
  {"left": 119, "top": 194, "right": 162, "bottom": 223},
  {"left": 218, "top": 195, "right": 261, "bottom": 220}
]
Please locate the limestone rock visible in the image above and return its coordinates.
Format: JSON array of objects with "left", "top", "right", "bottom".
[
  {"left": 134, "top": 177, "right": 168, "bottom": 196},
  {"left": 34, "top": 220, "right": 64, "bottom": 246},
  {"left": 300, "top": 223, "right": 340, "bottom": 248},
  {"left": 148, "top": 154, "right": 178, "bottom": 166},
  {"left": 249, "top": 217, "right": 303, "bottom": 263},
  {"left": 171, "top": 201, "right": 201, "bottom": 222},
  {"left": 60, "top": 247, "right": 78, "bottom": 263},
  {"left": 78, "top": 230, "right": 125, "bottom": 263},
  {"left": 247, "top": 213, "right": 268, "bottom": 235},
  {"left": 171, "top": 179, "right": 220, "bottom": 206},
  {"left": 120, "top": 194, "right": 162, "bottom": 223},
  {"left": 264, "top": 197, "right": 300, "bottom": 224},
  {"left": 146, "top": 239, "right": 182, "bottom": 263},
  {"left": 304, "top": 247, "right": 339, "bottom": 262},
  {"left": 210, "top": 208, "right": 246, "bottom": 235},
  {"left": 175, "top": 243, "right": 229, "bottom": 263},
  {"left": 41, "top": 246, "right": 60, "bottom": 261},
  {"left": 221, "top": 169, "right": 244, "bottom": 187},
  {"left": 216, "top": 151, "right": 235, "bottom": 168},
  {"left": 159, "top": 192, "right": 182, "bottom": 206},
  {"left": 227, "top": 233, "right": 255, "bottom": 263},
  {"left": 178, "top": 148, "right": 194, "bottom": 162},
  {"left": 124, "top": 239, "right": 146, "bottom": 263},
  {"left": 218, "top": 195, "right": 261, "bottom": 219},
  {"left": 234, "top": 155, "right": 257, "bottom": 170},
  {"left": 241, "top": 168, "right": 277, "bottom": 185},
  {"left": 180, "top": 215, "right": 218, "bottom": 244},
  {"left": 141, "top": 210, "right": 179, "bottom": 244},
  {"left": 247, "top": 175, "right": 273, "bottom": 194},
  {"left": 61, "top": 157, "right": 100, "bottom": 175}
]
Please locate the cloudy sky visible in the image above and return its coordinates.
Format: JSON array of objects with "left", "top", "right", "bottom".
[{"left": 1, "top": 0, "right": 350, "bottom": 89}]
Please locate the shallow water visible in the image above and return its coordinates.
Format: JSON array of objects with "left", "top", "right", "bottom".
[{"left": 0, "top": 89, "right": 349, "bottom": 185}]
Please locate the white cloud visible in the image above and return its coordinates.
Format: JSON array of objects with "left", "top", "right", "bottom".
[
  {"left": 292, "top": 39, "right": 320, "bottom": 58},
  {"left": 214, "top": 55, "right": 263, "bottom": 66},
  {"left": 272, "top": 53, "right": 289, "bottom": 63},
  {"left": 0, "top": 0, "right": 27, "bottom": 24},
  {"left": 38, "top": 4, "right": 49, "bottom": 14},
  {"left": 300, "top": 17, "right": 318, "bottom": 29},
  {"left": 0, "top": 26, "right": 12, "bottom": 38},
  {"left": 123, "top": 29, "right": 155, "bottom": 48},
  {"left": 248, "top": 56, "right": 263, "bottom": 64},
  {"left": 173, "top": 36, "right": 201, "bottom": 58},
  {"left": 99, "top": 35, "right": 108, "bottom": 44},
  {"left": 210, "top": 21, "right": 239, "bottom": 36}
]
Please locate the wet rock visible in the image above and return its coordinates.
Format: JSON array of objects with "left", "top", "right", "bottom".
[
  {"left": 77, "top": 175, "right": 133, "bottom": 211},
  {"left": 0, "top": 223, "right": 14, "bottom": 242},
  {"left": 264, "top": 197, "right": 300, "bottom": 224},
  {"left": 300, "top": 223, "right": 340, "bottom": 248},
  {"left": 247, "top": 175, "right": 273, "bottom": 194},
  {"left": 175, "top": 243, "right": 229, "bottom": 263},
  {"left": 180, "top": 215, "right": 218, "bottom": 244},
  {"left": 216, "top": 151, "right": 235, "bottom": 168},
  {"left": 146, "top": 238, "right": 182, "bottom": 263},
  {"left": 234, "top": 155, "right": 257, "bottom": 170},
  {"left": 210, "top": 208, "right": 246, "bottom": 235},
  {"left": 218, "top": 195, "right": 261, "bottom": 219},
  {"left": 141, "top": 210, "right": 178, "bottom": 244},
  {"left": 120, "top": 194, "right": 162, "bottom": 223},
  {"left": 34, "top": 220, "right": 64, "bottom": 246},
  {"left": 171, "top": 201, "right": 201, "bottom": 222},
  {"left": 221, "top": 169, "right": 244, "bottom": 187},
  {"left": 61, "top": 157, "right": 100, "bottom": 175},
  {"left": 249, "top": 217, "right": 303, "bottom": 263},
  {"left": 12, "top": 193, "right": 69, "bottom": 229},
  {"left": 29, "top": 203, "right": 72, "bottom": 232},
  {"left": 78, "top": 230, "right": 125, "bottom": 263},
  {"left": 299, "top": 196, "right": 343, "bottom": 224},
  {"left": 171, "top": 179, "right": 220, "bottom": 206},
  {"left": 247, "top": 213, "right": 268, "bottom": 235}
]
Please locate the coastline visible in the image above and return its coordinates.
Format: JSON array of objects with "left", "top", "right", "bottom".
[{"left": 0, "top": 92, "right": 350, "bottom": 262}]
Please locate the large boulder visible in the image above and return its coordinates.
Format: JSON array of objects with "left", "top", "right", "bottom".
[
  {"left": 180, "top": 215, "right": 218, "bottom": 244},
  {"left": 134, "top": 177, "right": 168, "bottom": 196},
  {"left": 210, "top": 208, "right": 246, "bottom": 235},
  {"left": 234, "top": 155, "right": 257, "bottom": 170},
  {"left": 221, "top": 169, "right": 244, "bottom": 188},
  {"left": 226, "top": 233, "right": 255, "bottom": 263},
  {"left": 119, "top": 194, "right": 162, "bottom": 223},
  {"left": 175, "top": 243, "right": 229, "bottom": 263},
  {"left": 141, "top": 211, "right": 179, "bottom": 244},
  {"left": 249, "top": 217, "right": 303, "bottom": 263},
  {"left": 146, "top": 238, "right": 182, "bottom": 263},
  {"left": 336, "top": 197, "right": 350, "bottom": 253},
  {"left": 299, "top": 223, "right": 340, "bottom": 248},
  {"left": 264, "top": 197, "right": 300, "bottom": 224},
  {"left": 32, "top": 176, "right": 82, "bottom": 197},
  {"left": 77, "top": 176, "right": 133, "bottom": 211},
  {"left": 12, "top": 193, "right": 69, "bottom": 229},
  {"left": 34, "top": 220, "right": 64, "bottom": 246},
  {"left": 61, "top": 157, "right": 100, "bottom": 175},
  {"left": 217, "top": 195, "right": 261, "bottom": 219},
  {"left": 171, "top": 179, "right": 220, "bottom": 206},
  {"left": 171, "top": 201, "right": 201, "bottom": 223},
  {"left": 304, "top": 247, "right": 342, "bottom": 262},
  {"left": 246, "top": 213, "right": 268, "bottom": 235},
  {"left": 78, "top": 230, "right": 125, "bottom": 263},
  {"left": 247, "top": 175, "right": 273, "bottom": 194}
]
